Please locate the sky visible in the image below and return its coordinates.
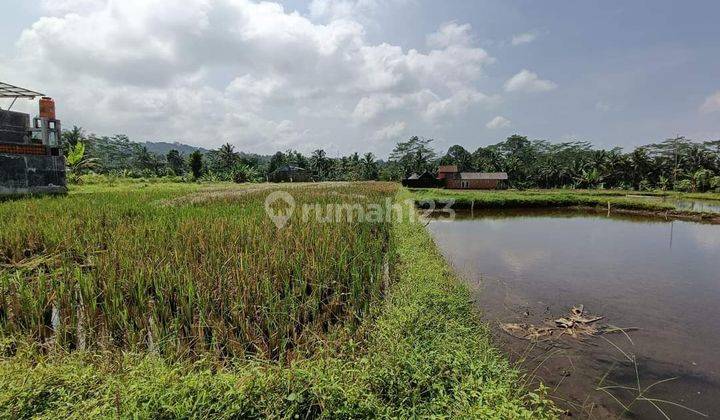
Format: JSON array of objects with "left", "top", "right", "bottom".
[{"left": 1, "top": 0, "right": 719, "bottom": 157}]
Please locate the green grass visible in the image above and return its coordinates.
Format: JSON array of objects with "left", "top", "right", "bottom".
[
  {"left": 530, "top": 188, "right": 720, "bottom": 202},
  {"left": 412, "top": 188, "right": 677, "bottom": 212},
  {"left": 0, "top": 183, "right": 557, "bottom": 418},
  {"left": 672, "top": 191, "right": 720, "bottom": 201}
]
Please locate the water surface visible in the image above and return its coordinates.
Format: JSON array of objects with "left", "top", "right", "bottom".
[{"left": 428, "top": 209, "right": 720, "bottom": 418}]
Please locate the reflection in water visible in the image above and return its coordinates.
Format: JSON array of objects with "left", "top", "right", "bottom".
[{"left": 428, "top": 209, "right": 720, "bottom": 418}]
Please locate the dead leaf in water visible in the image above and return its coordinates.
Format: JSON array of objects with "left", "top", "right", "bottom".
[{"left": 501, "top": 305, "right": 633, "bottom": 343}]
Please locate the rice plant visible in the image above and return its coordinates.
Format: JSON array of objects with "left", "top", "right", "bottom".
[{"left": 0, "top": 182, "right": 397, "bottom": 362}]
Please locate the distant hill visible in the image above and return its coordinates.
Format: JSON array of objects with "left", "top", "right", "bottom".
[
  {"left": 142, "top": 141, "right": 209, "bottom": 156},
  {"left": 141, "top": 141, "right": 272, "bottom": 163}
]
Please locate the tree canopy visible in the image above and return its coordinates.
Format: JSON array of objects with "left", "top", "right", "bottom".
[{"left": 61, "top": 128, "right": 720, "bottom": 192}]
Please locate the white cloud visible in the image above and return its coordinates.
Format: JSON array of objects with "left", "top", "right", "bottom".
[
  {"left": 511, "top": 32, "right": 537, "bottom": 46},
  {"left": 486, "top": 115, "right": 510, "bottom": 129},
  {"left": 700, "top": 91, "right": 720, "bottom": 113},
  {"left": 309, "top": 0, "right": 397, "bottom": 21},
  {"left": 426, "top": 22, "right": 473, "bottom": 48},
  {"left": 424, "top": 89, "right": 489, "bottom": 121},
  {"left": 352, "top": 93, "right": 412, "bottom": 123},
  {"left": 372, "top": 121, "right": 406, "bottom": 141},
  {"left": 504, "top": 69, "right": 557, "bottom": 93},
  {"left": 225, "top": 75, "right": 286, "bottom": 109},
  {"left": 3, "top": 0, "right": 502, "bottom": 155},
  {"left": 40, "top": 0, "right": 105, "bottom": 14}
]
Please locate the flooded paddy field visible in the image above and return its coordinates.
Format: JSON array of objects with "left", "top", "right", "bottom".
[{"left": 428, "top": 209, "right": 720, "bottom": 418}]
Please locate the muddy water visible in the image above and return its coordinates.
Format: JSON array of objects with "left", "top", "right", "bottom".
[{"left": 427, "top": 209, "right": 720, "bottom": 419}]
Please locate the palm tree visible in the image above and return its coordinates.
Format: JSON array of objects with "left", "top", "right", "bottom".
[
  {"left": 217, "top": 143, "right": 238, "bottom": 172},
  {"left": 309, "top": 149, "right": 330, "bottom": 180},
  {"left": 361, "top": 153, "right": 378, "bottom": 180},
  {"left": 61, "top": 125, "right": 85, "bottom": 154}
]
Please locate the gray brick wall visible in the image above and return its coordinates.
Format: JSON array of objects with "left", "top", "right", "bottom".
[{"left": 0, "top": 154, "right": 67, "bottom": 196}]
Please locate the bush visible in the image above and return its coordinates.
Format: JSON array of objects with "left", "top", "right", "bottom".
[
  {"left": 711, "top": 176, "right": 720, "bottom": 192},
  {"left": 674, "top": 179, "right": 693, "bottom": 192}
]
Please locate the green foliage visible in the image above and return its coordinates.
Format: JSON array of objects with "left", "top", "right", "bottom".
[
  {"left": 711, "top": 176, "right": 720, "bottom": 192},
  {"left": 389, "top": 136, "right": 437, "bottom": 179},
  {"left": 440, "top": 145, "right": 472, "bottom": 171},
  {"left": 65, "top": 142, "right": 100, "bottom": 184},
  {"left": 217, "top": 143, "right": 238, "bottom": 172},
  {"left": 0, "top": 186, "right": 558, "bottom": 418},
  {"left": 59, "top": 124, "right": 719, "bottom": 192},
  {"left": 412, "top": 135, "right": 720, "bottom": 192},
  {"left": 166, "top": 149, "right": 186, "bottom": 176},
  {"left": 230, "top": 163, "right": 260, "bottom": 183},
  {"left": 188, "top": 150, "right": 204, "bottom": 179},
  {"left": 412, "top": 189, "right": 680, "bottom": 213},
  {"left": 674, "top": 179, "right": 693, "bottom": 192},
  {"left": 60, "top": 125, "right": 84, "bottom": 155},
  {"left": 691, "top": 169, "right": 714, "bottom": 192}
]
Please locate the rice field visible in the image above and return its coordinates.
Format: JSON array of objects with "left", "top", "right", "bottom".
[
  {"left": 0, "top": 182, "right": 560, "bottom": 418},
  {"left": 0, "top": 182, "right": 397, "bottom": 362}
]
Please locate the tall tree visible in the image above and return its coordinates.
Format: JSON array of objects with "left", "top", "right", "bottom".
[
  {"left": 441, "top": 145, "right": 473, "bottom": 171},
  {"left": 166, "top": 149, "right": 186, "bottom": 176},
  {"left": 268, "top": 151, "right": 287, "bottom": 174},
  {"left": 361, "top": 152, "right": 379, "bottom": 180},
  {"left": 188, "top": 150, "right": 204, "bottom": 179},
  {"left": 309, "top": 149, "right": 331, "bottom": 180},
  {"left": 133, "top": 145, "right": 163, "bottom": 175},
  {"left": 61, "top": 126, "right": 85, "bottom": 155},
  {"left": 217, "top": 143, "right": 238, "bottom": 172},
  {"left": 389, "top": 136, "right": 437, "bottom": 177}
]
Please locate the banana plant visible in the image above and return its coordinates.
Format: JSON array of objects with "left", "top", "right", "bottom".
[{"left": 66, "top": 142, "right": 100, "bottom": 183}]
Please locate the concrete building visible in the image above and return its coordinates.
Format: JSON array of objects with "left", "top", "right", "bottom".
[
  {"left": 444, "top": 172, "right": 508, "bottom": 189},
  {"left": 0, "top": 82, "right": 66, "bottom": 197}
]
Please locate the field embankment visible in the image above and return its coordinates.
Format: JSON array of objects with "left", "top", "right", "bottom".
[
  {"left": 0, "top": 182, "right": 556, "bottom": 418},
  {"left": 412, "top": 188, "right": 720, "bottom": 223}
]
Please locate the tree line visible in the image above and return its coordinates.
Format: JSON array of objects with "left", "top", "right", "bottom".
[
  {"left": 60, "top": 127, "right": 381, "bottom": 183},
  {"left": 61, "top": 126, "right": 720, "bottom": 192}
]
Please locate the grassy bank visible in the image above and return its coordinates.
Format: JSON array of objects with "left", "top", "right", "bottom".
[
  {"left": 510, "top": 189, "right": 720, "bottom": 201},
  {"left": 0, "top": 183, "right": 557, "bottom": 418},
  {"left": 412, "top": 188, "right": 720, "bottom": 223},
  {"left": 412, "top": 188, "right": 672, "bottom": 210}
]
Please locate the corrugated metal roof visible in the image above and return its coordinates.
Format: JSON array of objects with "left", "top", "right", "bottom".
[
  {"left": 273, "top": 165, "right": 308, "bottom": 172},
  {"left": 0, "top": 82, "right": 44, "bottom": 99},
  {"left": 459, "top": 172, "right": 508, "bottom": 180},
  {"left": 438, "top": 165, "right": 458, "bottom": 173},
  {"left": 407, "top": 173, "right": 420, "bottom": 180}
]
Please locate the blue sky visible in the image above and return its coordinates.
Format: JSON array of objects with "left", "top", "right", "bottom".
[{"left": 1, "top": 0, "right": 718, "bottom": 156}]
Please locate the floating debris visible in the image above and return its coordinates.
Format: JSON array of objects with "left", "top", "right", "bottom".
[{"left": 500, "top": 305, "right": 634, "bottom": 342}]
